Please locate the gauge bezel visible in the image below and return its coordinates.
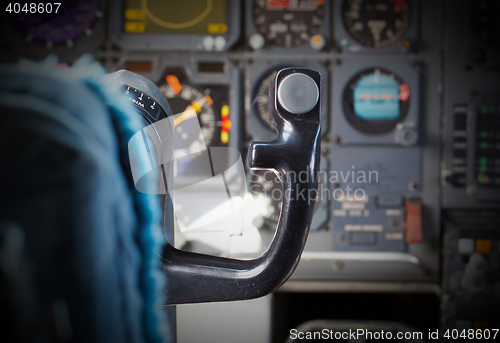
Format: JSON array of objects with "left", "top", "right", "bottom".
[
  {"left": 157, "top": 68, "right": 227, "bottom": 170},
  {"left": 251, "top": 0, "right": 326, "bottom": 49},
  {"left": 342, "top": 68, "right": 411, "bottom": 135},
  {"left": 334, "top": 0, "right": 418, "bottom": 54},
  {"left": 245, "top": 0, "right": 331, "bottom": 52},
  {"left": 332, "top": 60, "right": 420, "bottom": 145},
  {"left": 341, "top": 0, "right": 412, "bottom": 49},
  {"left": 248, "top": 154, "right": 329, "bottom": 232},
  {"left": 251, "top": 65, "right": 288, "bottom": 131},
  {"left": 110, "top": 0, "right": 240, "bottom": 51}
]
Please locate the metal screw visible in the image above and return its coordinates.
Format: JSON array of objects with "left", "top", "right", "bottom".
[
  {"left": 331, "top": 261, "right": 344, "bottom": 271},
  {"left": 408, "top": 181, "right": 418, "bottom": 191},
  {"left": 466, "top": 186, "right": 477, "bottom": 196}
]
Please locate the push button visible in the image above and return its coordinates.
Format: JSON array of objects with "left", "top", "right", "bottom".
[
  {"left": 377, "top": 194, "right": 403, "bottom": 207},
  {"left": 278, "top": 73, "right": 319, "bottom": 114},
  {"left": 349, "top": 232, "right": 377, "bottom": 245},
  {"left": 475, "top": 239, "right": 492, "bottom": 254},
  {"left": 458, "top": 238, "right": 475, "bottom": 255}
]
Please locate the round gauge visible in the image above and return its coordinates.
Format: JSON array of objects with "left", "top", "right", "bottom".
[
  {"left": 470, "top": 0, "right": 500, "bottom": 46},
  {"left": 250, "top": 169, "right": 283, "bottom": 227},
  {"left": 21, "top": 0, "right": 103, "bottom": 48},
  {"left": 252, "top": 68, "right": 282, "bottom": 131},
  {"left": 249, "top": 155, "right": 328, "bottom": 231},
  {"left": 252, "top": 0, "right": 325, "bottom": 48},
  {"left": 159, "top": 78, "right": 217, "bottom": 160},
  {"left": 342, "top": 68, "right": 410, "bottom": 135},
  {"left": 341, "top": 0, "right": 412, "bottom": 49}
]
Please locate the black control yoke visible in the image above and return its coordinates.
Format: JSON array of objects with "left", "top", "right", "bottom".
[{"left": 162, "top": 68, "right": 321, "bottom": 304}]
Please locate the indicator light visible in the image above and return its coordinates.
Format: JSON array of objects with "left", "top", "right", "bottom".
[
  {"left": 221, "top": 104, "right": 231, "bottom": 144},
  {"left": 399, "top": 83, "right": 410, "bottom": 102},
  {"left": 166, "top": 75, "right": 182, "bottom": 95}
]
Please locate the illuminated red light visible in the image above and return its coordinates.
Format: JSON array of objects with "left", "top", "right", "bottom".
[
  {"left": 399, "top": 83, "right": 410, "bottom": 101},
  {"left": 267, "top": 0, "right": 290, "bottom": 9},
  {"left": 394, "top": 0, "right": 407, "bottom": 10}
]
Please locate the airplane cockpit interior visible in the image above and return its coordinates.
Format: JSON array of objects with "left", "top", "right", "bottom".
[{"left": 1, "top": 1, "right": 500, "bottom": 342}]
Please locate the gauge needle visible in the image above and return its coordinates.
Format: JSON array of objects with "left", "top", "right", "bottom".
[
  {"left": 174, "top": 96, "right": 210, "bottom": 127},
  {"left": 173, "top": 108, "right": 197, "bottom": 127}
]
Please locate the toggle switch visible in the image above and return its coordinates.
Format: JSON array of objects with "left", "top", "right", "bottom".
[{"left": 404, "top": 198, "right": 423, "bottom": 244}]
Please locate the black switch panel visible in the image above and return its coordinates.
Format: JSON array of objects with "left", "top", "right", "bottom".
[
  {"left": 451, "top": 104, "right": 468, "bottom": 187},
  {"left": 474, "top": 94, "right": 500, "bottom": 187}
]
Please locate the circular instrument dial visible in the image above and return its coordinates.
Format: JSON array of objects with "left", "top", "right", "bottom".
[
  {"left": 341, "top": 0, "right": 412, "bottom": 49},
  {"left": 252, "top": 68, "right": 281, "bottom": 131},
  {"left": 159, "top": 81, "right": 217, "bottom": 160},
  {"left": 252, "top": 0, "right": 325, "bottom": 48},
  {"left": 249, "top": 155, "right": 328, "bottom": 231},
  {"left": 342, "top": 68, "right": 410, "bottom": 135},
  {"left": 22, "top": 0, "right": 103, "bottom": 48},
  {"left": 250, "top": 170, "right": 282, "bottom": 226}
]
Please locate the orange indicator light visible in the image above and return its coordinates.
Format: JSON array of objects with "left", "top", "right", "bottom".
[
  {"left": 205, "top": 95, "right": 214, "bottom": 105},
  {"left": 166, "top": 75, "right": 182, "bottom": 95}
]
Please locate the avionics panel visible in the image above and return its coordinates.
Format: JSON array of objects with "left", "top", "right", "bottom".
[
  {"left": 326, "top": 56, "right": 427, "bottom": 260},
  {"left": 111, "top": 0, "right": 241, "bottom": 51},
  {"left": 442, "top": 0, "right": 500, "bottom": 208}
]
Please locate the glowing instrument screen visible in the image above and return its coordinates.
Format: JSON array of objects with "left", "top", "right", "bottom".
[
  {"left": 353, "top": 73, "right": 400, "bottom": 120},
  {"left": 123, "top": 0, "right": 228, "bottom": 34}
]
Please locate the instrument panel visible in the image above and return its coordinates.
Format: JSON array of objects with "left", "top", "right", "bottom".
[
  {"left": 2, "top": 0, "right": 500, "bottom": 335},
  {"left": 1, "top": 0, "right": 429, "bottom": 278}
]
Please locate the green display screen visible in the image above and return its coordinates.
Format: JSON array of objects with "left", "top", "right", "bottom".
[{"left": 124, "top": 0, "right": 227, "bottom": 34}]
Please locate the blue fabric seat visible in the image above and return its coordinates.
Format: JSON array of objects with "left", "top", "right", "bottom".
[{"left": 0, "top": 56, "right": 171, "bottom": 343}]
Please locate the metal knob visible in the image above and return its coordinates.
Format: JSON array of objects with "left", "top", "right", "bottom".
[{"left": 277, "top": 73, "right": 319, "bottom": 114}]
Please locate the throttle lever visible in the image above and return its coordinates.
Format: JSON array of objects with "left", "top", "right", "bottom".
[{"left": 162, "top": 68, "right": 321, "bottom": 304}]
